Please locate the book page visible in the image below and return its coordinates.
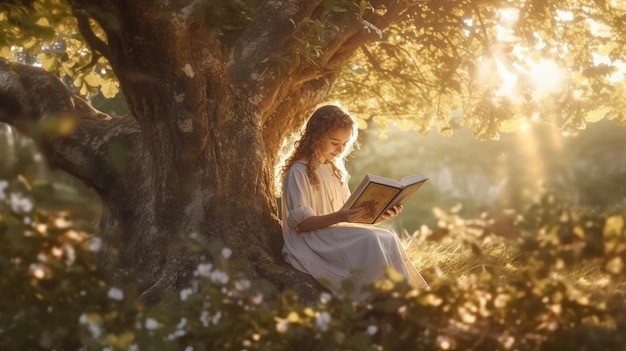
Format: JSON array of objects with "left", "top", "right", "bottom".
[
  {"left": 351, "top": 183, "right": 400, "bottom": 224},
  {"left": 386, "top": 180, "right": 427, "bottom": 209},
  {"left": 400, "top": 174, "right": 427, "bottom": 187},
  {"left": 366, "top": 174, "right": 402, "bottom": 188}
]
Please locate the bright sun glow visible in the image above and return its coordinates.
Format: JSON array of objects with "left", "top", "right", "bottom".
[
  {"left": 494, "top": 59, "right": 518, "bottom": 98},
  {"left": 484, "top": 8, "right": 626, "bottom": 109},
  {"left": 491, "top": 55, "right": 566, "bottom": 103},
  {"left": 527, "top": 59, "right": 566, "bottom": 100}
]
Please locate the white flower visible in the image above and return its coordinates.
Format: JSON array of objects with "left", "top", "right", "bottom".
[
  {"left": 145, "top": 318, "right": 159, "bottom": 330},
  {"left": 211, "top": 311, "right": 222, "bottom": 325},
  {"left": 199, "top": 311, "right": 221, "bottom": 327},
  {"left": 10, "top": 193, "right": 33, "bottom": 213},
  {"left": 437, "top": 335, "right": 454, "bottom": 350},
  {"left": 275, "top": 319, "right": 289, "bottom": 333},
  {"left": 179, "top": 288, "right": 193, "bottom": 301},
  {"left": 127, "top": 344, "right": 139, "bottom": 351},
  {"left": 315, "top": 311, "right": 331, "bottom": 332},
  {"left": 184, "top": 346, "right": 193, "bottom": 351},
  {"left": 251, "top": 293, "right": 264, "bottom": 305},
  {"left": 499, "top": 335, "right": 515, "bottom": 349},
  {"left": 177, "top": 317, "right": 188, "bottom": 330},
  {"left": 366, "top": 325, "right": 378, "bottom": 335},
  {"left": 167, "top": 329, "right": 186, "bottom": 341},
  {"left": 210, "top": 270, "right": 229, "bottom": 285},
  {"left": 221, "top": 247, "right": 232, "bottom": 259},
  {"left": 107, "top": 287, "right": 124, "bottom": 301},
  {"left": 29, "top": 263, "right": 46, "bottom": 279},
  {"left": 320, "top": 292, "right": 332, "bottom": 303},
  {"left": 64, "top": 244, "right": 76, "bottom": 265},
  {"left": 200, "top": 311, "right": 209, "bottom": 327},
  {"left": 88, "top": 323, "right": 101, "bottom": 338},
  {"left": 194, "top": 263, "right": 213, "bottom": 277},
  {"left": 87, "top": 237, "right": 102, "bottom": 252},
  {"left": 235, "top": 279, "right": 251, "bottom": 291}
]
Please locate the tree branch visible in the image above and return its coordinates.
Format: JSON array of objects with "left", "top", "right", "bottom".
[
  {"left": 227, "top": 1, "right": 323, "bottom": 91},
  {"left": 72, "top": 8, "right": 113, "bottom": 68},
  {"left": 322, "top": 0, "right": 423, "bottom": 68},
  {"left": 0, "top": 59, "right": 136, "bottom": 191}
]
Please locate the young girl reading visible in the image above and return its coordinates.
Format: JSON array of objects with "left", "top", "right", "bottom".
[{"left": 280, "top": 104, "right": 429, "bottom": 300}]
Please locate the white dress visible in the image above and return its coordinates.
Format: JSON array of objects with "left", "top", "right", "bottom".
[{"left": 281, "top": 162, "right": 428, "bottom": 300}]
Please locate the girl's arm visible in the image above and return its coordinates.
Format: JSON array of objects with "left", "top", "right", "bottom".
[
  {"left": 295, "top": 207, "right": 367, "bottom": 233},
  {"left": 298, "top": 205, "right": 402, "bottom": 231}
]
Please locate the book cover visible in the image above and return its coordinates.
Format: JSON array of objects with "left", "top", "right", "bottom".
[{"left": 341, "top": 174, "right": 428, "bottom": 224}]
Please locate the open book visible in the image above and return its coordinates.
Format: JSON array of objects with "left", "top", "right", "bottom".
[{"left": 340, "top": 173, "right": 428, "bottom": 224}]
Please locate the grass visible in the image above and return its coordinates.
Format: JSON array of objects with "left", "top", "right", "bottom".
[{"left": 403, "top": 218, "right": 626, "bottom": 303}]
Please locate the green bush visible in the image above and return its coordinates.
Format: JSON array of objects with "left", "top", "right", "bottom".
[{"left": 1, "top": 178, "right": 625, "bottom": 350}]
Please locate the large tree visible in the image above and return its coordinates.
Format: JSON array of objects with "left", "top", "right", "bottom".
[{"left": 1, "top": 0, "right": 625, "bottom": 305}]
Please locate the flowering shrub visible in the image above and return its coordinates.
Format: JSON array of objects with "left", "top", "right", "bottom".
[
  {"left": 1, "top": 178, "right": 625, "bottom": 350},
  {"left": 0, "top": 178, "right": 140, "bottom": 350}
]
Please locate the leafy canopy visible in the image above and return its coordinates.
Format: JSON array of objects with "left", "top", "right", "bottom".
[
  {"left": 0, "top": 0, "right": 118, "bottom": 97},
  {"left": 330, "top": 0, "right": 626, "bottom": 138},
  {"left": 1, "top": 0, "right": 626, "bottom": 139}
]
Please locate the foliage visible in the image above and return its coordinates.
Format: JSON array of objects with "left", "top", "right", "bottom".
[
  {"left": 3, "top": 0, "right": 626, "bottom": 138},
  {"left": 330, "top": 0, "right": 626, "bottom": 138},
  {"left": 288, "top": 0, "right": 379, "bottom": 66},
  {"left": 349, "top": 119, "right": 626, "bottom": 235},
  {"left": 1, "top": 174, "right": 625, "bottom": 350},
  {"left": 0, "top": 0, "right": 119, "bottom": 97},
  {"left": 0, "top": 176, "right": 116, "bottom": 350}
]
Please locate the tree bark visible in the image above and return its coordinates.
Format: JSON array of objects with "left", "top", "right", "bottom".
[{"left": 0, "top": 0, "right": 419, "bottom": 305}]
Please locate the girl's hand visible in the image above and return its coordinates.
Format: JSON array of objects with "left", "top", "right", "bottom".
[
  {"left": 338, "top": 207, "right": 367, "bottom": 223},
  {"left": 378, "top": 205, "right": 403, "bottom": 221}
]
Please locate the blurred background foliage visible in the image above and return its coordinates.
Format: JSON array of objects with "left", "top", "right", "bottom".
[{"left": 348, "top": 118, "right": 626, "bottom": 236}]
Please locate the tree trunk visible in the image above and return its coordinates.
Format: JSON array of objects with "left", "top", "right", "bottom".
[
  {"left": 0, "top": 55, "right": 327, "bottom": 305},
  {"left": 0, "top": 0, "right": 420, "bottom": 305}
]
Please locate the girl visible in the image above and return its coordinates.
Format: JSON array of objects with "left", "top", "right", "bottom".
[{"left": 280, "top": 104, "right": 428, "bottom": 300}]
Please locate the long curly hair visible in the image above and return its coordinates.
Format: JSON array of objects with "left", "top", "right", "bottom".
[{"left": 282, "top": 104, "right": 358, "bottom": 190}]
